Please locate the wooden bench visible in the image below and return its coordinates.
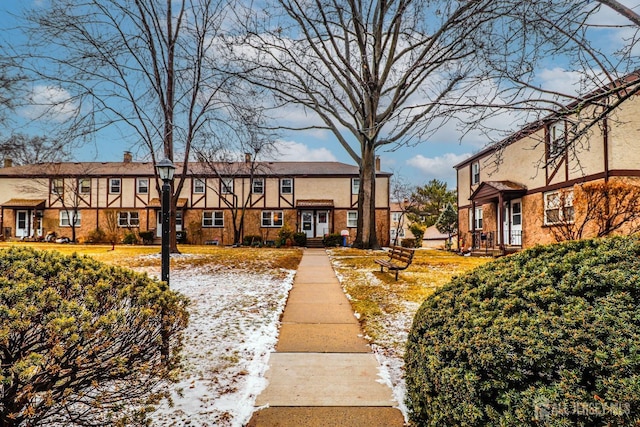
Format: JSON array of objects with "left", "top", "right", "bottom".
[{"left": 374, "top": 245, "right": 415, "bottom": 280}]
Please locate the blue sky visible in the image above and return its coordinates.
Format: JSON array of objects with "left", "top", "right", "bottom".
[{"left": 1, "top": 1, "right": 637, "bottom": 188}]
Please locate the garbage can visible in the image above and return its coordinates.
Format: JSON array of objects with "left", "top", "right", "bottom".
[{"left": 340, "top": 229, "right": 349, "bottom": 247}]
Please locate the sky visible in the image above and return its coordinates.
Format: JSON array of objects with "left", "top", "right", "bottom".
[{"left": 1, "top": 1, "right": 638, "bottom": 189}]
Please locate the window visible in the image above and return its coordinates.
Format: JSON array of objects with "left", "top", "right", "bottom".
[
  {"left": 203, "top": 211, "right": 224, "bottom": 227},
  {"left": 392, "top": 212, "right": 402, "bottom": 222},
  {"left": 252, "top": 178, "right": 264, "bottom": 194},
  {"left": 549, "top": 121, "right": 566, "bottom": 155},
  {"left": 347, "top": 211, "right": 358, "bottom": 227},
  {"left": 60, "top": 210, "right": 81, "bottom": 227},
  {"left": 472, "top": 162, "right": 480, "bottom": 185},
  {"left": 79, "top": 178, "right": 91, "bottom": 195},
  {"left": 118, "top": 211, "right": 140, "bottom": 227},
  {"left": 280, "top": 178, "right": 293, "bottom": 194},
  {"left": 194, "top": 178, "right": 205, "bottom": 194},
  {"left": 351, "top": 178, "right": 360, "bottom": 195},
  {"left": 512, "top": 201, "right": 522, "bottom": 226},
  {"left": 470, "top": 207, "right": 483, "bottom": 230},
  {"left": 110, "top": 178, "right": 121, "bottom": 194},
  {"left": 176, "top": 211, "right": 183, "bottom": 228},
  {"left": 221, "top": 178, "right": 233, "bottom": 194},
  {"left": 137, "top": 178, "right": 149, "bottom": 194},
  {"left": 51, "top": 178, "right": 63, "bottom": 195},
  {"left": 544, "top": 190, "right": 574, "bottom": 225},
  {"left": 262, "top": 210, "right": 283, "bottom": 227}
]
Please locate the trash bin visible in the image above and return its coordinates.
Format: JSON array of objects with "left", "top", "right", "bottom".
[{"left": 340, "top": 229, "right": 349, "bottom": 247}]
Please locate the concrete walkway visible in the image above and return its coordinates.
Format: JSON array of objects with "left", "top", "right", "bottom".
[{"left": 247, "top": 249, "right": 406, "bottom": 427}]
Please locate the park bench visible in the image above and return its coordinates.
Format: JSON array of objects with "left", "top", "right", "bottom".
[{"left": 374, "top": 245, "right": 415, "bottom": 281}]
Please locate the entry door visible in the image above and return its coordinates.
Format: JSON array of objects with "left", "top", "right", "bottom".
[
  {"left": 503, "top": 199, "right": 522, "bottom": 245},
  {"left": 156, "top": 209, "right": 184, "bottom": 237},
  {"left": 315, "top": 210, "right": 329, "bottom": 237},
  {"left": 301, "top": 211, "right": 313, "bottom": 238},
  {"left": 16, "top": 210, "right": 29, "bottom": 238}
]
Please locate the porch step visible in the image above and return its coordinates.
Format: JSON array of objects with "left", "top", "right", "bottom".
[{"left": 306, "top": 237, "right": 324, "bottom": 248}]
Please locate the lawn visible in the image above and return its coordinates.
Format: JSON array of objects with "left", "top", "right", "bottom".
[{"left": 0, "top": 242, "right": 488, "bottom": 424}]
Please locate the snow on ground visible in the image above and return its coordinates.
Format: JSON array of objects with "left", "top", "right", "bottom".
[{"left": 138, "top": 263, "right": 295, "bottom": 427}]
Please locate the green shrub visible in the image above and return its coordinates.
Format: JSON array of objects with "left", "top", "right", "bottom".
[
  {"left": 293, "top": 232, "right": 307, "bottom": 247},
  {"left": 85, "top": 227, "right": 106, "bottom": 243},
  {"left": 243, "top": 235, "right": 263, "bottom": 246},
  {"left": 405, "top": 236, "right": 640, "bottom": 426},
  {"left": 0, "top": 247, "right": 189, "bottom": 426},
  {"left": 400, "top": 238, "right": 416, "bottom": 248},
  {"left": 138, "top": 230, "right": 154, "bottom": 244},
  {"left": 277, "top": 226, "right": 294, "bottom": 246},
  {"left": 122, "top": 232, "right": 139, "bottom": 245},
  {"left": 323, "top": 233, "right": 342, "bottom": 247}
]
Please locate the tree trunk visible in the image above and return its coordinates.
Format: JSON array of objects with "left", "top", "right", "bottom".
[{"left": 354, "top": 143, "right": 380, "bottom": 249}]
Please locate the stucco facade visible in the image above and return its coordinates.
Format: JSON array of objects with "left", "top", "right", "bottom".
[
  {"left": 456, "top": 86, "right": 640, "bottom": 253},
  {"left": 0, "top": 158, "right": 392, "bottom": 246}
]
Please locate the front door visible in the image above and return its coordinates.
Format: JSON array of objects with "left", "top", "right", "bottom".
[
  {"left": 301, "top": 211, "right": 313, "bottom": 238},
  {"left": 156, "top": 209, "right": 183, "bottom": 237},
  {"left": 16, "top": 210, "right": 29, "bottom": 238},
  {"left": 315, "top": 210, "right": 329, "bottom": 237},
  {"left": 503, "top": 199, "right": 522, "bottom": 246}
]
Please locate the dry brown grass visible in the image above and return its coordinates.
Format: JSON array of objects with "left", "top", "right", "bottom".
[
  {"left": 328, "top": 247, "right": 491, "bottom": 352},
  {"left": 0, "top": 242, "right": 303, "bottom": 275}
]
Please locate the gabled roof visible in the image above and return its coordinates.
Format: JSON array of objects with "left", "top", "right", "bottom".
[
  {"left": 0, "top": 161, "right": 391, "bottom": 178},
  {"left": 454, "top": 71, "right": 640, "bottom": 170},
  {"left": 1, "top": 198, "right": 46, "bottom": 208},
  {"left": 469, "top": 181, "right": 527, "bottom": 203}
]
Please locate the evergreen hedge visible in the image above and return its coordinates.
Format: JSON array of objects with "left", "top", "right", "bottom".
[
  {"left": 0, "top": 247, "right": 189, "bottom": 426},
  {"left": 406, "top": 236, "right": 640, "bottom": 426}
]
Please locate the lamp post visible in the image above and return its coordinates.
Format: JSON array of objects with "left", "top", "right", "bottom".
[{"left": 156, "top": 158, "right": 176, "bottom": 286}]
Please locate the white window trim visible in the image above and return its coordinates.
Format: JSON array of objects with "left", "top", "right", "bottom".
[
  {"left": 471, "top": 162, "right": 480, "bottom": 185},
  {"left": 51, "top": 178, "right": 64, "bottom": 195},
  {"left": 221, "top": 178, "right": 234, "bottom": 194},
  {"left": 549, "top": 121, "right": 566, "bottom": 155},
  {"left": 137, "top": 178, "right": 149, "bottom": 195},
  {"left": 110, "top": 178, "right": 121, "bottom": 194},
  {"left": 60, "top": 210, "right": 81, "bottom": 227},
  {"left": 280, "top": 178, "right": 293, "bottom": 194},
  {"left": 203, "top": 211, "right": 224, "bottom": 227},
  {"left": 470, "top": 207, "right": 483, "bottom": 230},
  {"left": 347, "top": 211, "right": 358, "bottom": 228},
  {"left": 118, "top": 211, "right": 140, "bottom": 227},
  {"left": 194, "top": 178, "right": 206, "bottom": 194},
  {"left": 351, "top": 178, "right": 360, "bottom": 195},
  {"left": 79, "top": 178, "right": 91, "bottom": 195},
  {"left": 544, "top": 189, "right": 574, "bottom": 225},
  {"left": 252, "top": 178, "right": 264, "bottom": 194},
  {"left": 262, "top": 210, "right": 284, "bottom": 227}
]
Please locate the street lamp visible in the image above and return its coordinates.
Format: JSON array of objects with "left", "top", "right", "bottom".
[{"left": 156, "top": 158, "right": 176, "bottom": 286}]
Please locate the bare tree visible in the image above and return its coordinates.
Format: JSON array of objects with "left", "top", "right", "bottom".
[
  {"left": 235, "top": 0, "right": 512, "bottom": 249},
  {"left": 18, "top": 0, "right": 239, "bottom": 252},
  {"left": 550, "top": 181, "right": 640, "bottom": 242},
  {"left": 0, "top": 134, "right": 68, "bottom": 165}
]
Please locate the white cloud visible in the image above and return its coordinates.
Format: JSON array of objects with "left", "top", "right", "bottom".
[
  {"left": 22, "top": 85, "right": 78, "bottom": 122},
  {"left": 537, "top": 68, "right": 584, "bottom": 96},
  {"left": 406, "top": 152, "right": 470, "bottom": 186},
  {"left": 264, "top": 139, "right": 338, "bottom": 162}
]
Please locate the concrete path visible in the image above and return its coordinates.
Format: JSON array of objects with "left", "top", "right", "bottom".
[{"left": 247, "top": 249, "right": 406, "bottom": 427}]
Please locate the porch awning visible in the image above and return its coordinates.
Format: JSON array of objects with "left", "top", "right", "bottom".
[
  {"left": 1, "top": 199, "right": 46, "bottom": 209},
  {"left": 147, "top": 198, "right": 189, "bottom": 208},
  {"left": 469, "top": 181, "right": 527, "bottom": 204},
  {"left": 296, "top": 199, "right": 334, "bottom": 208}
]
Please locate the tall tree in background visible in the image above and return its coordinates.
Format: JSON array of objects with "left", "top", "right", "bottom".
[
  {"left": 0, "top": 134, "right": 67, "bottom": 165},
  {"left": 407, "top": 179, "right": 457, "bottom": 228},
  {"left": 236, "top": 0, "right": 512, "bottom": 249},
  {"left": 17, "top": 0, "right": 240, "bottom": 252}
]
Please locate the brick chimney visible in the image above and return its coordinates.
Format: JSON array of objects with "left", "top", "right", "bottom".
[
  {"left": 375, "top": 156, "right": 381, "bottom": 171},
  {"left": 245, "top": 152, "right": 251, "bottom": 163},
  {"left": 123, "top": 151, "right": 133, "bottom": 163},
  {"left": 3, "top": 158, "right": 12, "bottom": 168}
]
